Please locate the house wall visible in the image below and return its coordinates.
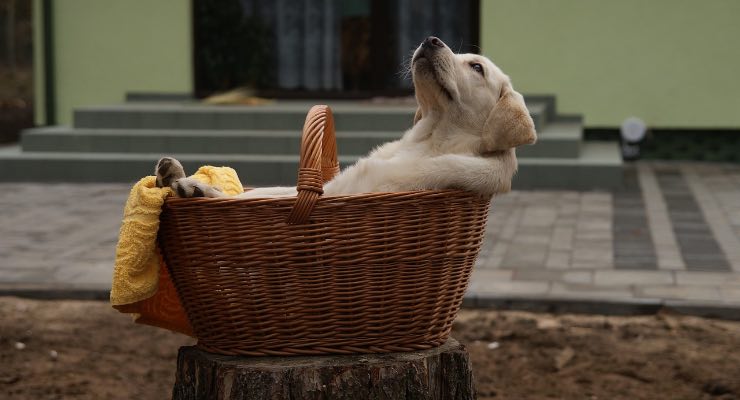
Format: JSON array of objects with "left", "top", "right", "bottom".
[
  {"left": 481, "top": 0, "right": 740, "bottom": 128},
  {"left": 33, "top": 0, "right": 193, "bottom": 125}
]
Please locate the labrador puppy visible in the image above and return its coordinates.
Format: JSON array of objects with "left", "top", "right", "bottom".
[{"left": 155, "top": 36, "right": 536, "bottom": 198}]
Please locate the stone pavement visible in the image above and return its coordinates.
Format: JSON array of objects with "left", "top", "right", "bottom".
[
  {"left": 469, "top": 162, "right": 740, "bottom": 318},
  {"left": 0, "top": 161, "right": 739, "bottom": 318}
]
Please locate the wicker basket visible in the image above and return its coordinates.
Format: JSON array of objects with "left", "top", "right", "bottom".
[{"left": 158, "top": 105, "right": 491, "bottom": 356}]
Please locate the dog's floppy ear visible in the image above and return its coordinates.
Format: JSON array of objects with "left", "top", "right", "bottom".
[
  {"left": 413, "top": 107, "right": 423, "bottom": 125},
  {"left": 481, "top": 84, "right": 537, "bottom": 152}
]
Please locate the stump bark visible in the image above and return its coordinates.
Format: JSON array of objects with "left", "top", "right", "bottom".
[{"left": 172, "top": 338, "right": 475, "bottom": 400}]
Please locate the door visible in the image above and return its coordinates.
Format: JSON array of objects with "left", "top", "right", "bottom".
[{"left": 193, "top": 0, "right": 479, "bottom": 98}]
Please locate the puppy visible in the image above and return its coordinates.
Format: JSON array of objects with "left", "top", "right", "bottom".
[{"left": 156, "top": 36, "right": 536, "bottom": 198}]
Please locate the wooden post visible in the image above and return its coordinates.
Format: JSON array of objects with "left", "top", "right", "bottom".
[{"left": 172, "top": 338, "right": 475, "bottom": 400}]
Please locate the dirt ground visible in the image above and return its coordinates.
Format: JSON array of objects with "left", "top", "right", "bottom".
[
  {"left": 454, "top": 310, "right": 740, "bottom": 400},
  {"left": 1, "top": 297, "right": 738, "bottom": 400}
]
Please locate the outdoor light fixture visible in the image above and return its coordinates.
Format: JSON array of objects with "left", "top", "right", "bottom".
[
  {"left": 621, "top": 117, "right": 647, "bottom": 143},
  {"left": 620, "top": 117, "right": 647, "bottom": 160}
]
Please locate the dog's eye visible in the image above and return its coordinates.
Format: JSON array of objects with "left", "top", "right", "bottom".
[{"left": 470, "top": 63, "right": 484, "bottom": 76}]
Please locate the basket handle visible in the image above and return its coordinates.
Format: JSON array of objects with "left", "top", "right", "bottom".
[{"left": 286, "top": 105, "right": 340, "bottom": 224}]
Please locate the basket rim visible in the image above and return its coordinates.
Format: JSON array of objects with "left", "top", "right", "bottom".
[{"left": 163, "top": 188, "right": 491, "bottom": 206}]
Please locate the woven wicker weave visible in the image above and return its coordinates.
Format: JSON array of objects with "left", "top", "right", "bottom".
[{"left": 158, "top": 105, "right": 491, "bottom": 356}]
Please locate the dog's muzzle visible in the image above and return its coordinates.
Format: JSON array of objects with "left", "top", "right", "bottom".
[
  {"left": 422, "top": 36, "right": 445, "bottom": 50},
  {"left": 414, "top": 36, "right": 446, "bottom": 62}
]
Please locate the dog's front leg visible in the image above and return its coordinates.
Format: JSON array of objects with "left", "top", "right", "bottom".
[{"left": 401, "top": 152, "right": 518, "bottom": 197}]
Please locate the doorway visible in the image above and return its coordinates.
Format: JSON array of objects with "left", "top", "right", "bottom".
[{"left": 192, "top": 0, "right": 480, "bottom": 98}]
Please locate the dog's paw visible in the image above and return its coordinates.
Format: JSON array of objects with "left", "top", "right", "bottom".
[
  {"left": 155, "top": 157, "right": 186, "bottom": 188},
  {"left": 172, "top": 177, "right": 224, "bottom": 198}
]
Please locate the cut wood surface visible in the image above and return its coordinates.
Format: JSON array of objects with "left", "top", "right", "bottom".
[{"left": 172, "top": 338, "right": 475, "bottom": 400}]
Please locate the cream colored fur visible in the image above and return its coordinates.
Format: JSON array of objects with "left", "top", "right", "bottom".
[{"left": 159, "top": 37, "right": 536, "bottom": 199}]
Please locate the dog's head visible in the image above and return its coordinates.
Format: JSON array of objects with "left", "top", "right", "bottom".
[{"left": 412, "top": 37, "right": 536, "bottom": 153}]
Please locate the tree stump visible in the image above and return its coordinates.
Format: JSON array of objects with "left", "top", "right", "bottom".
[{"left": 172, "top": 338, "right": 475, "bottom": 400}]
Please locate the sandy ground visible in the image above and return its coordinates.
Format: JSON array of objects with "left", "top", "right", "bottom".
[{"left": 1, "top": 297, "right": 738, "bottom": 399}]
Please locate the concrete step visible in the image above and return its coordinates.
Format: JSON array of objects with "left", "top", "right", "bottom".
[
  {"left": 21, "top": 127, "right": 401, "bottom": 156},
  {"left": 0, "top": 145, "right": 357, "bottom": 185},
  {"left": 0, "top": 141, "right": 623, "bottom": 190},
  {"left": 22, "top": 122, "right": 576, "bottom": 158},
  {"left": 516, "top": 121, "right": 582, "bottom": 159},
  {"left": 514, "top": 141, "right": 623, "bottom": 190},
  {"left": 526, "top": 102, "right": 548, "bottom": 131},
  {"left": 72, "top": 101, "right": 550, "bottom": 131}
]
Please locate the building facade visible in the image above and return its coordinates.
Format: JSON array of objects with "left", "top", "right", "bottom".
[{"left": 34, "top": 0, "right": 740, "bottom": 130}]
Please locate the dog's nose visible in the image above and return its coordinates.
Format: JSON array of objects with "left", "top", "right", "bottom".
[{"left": 422, "top": 36, "right": 445, "bottom": 49}]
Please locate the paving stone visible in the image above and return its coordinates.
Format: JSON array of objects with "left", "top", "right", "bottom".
[
  {"left": 579, "top": 233, "right": 614, "bottom": 246},
  {"left": 682, "top": 165, "right": 740, "bottom": 272},
  {"left": 681, "top": 253, "right": 730, "bottom": 263},
  {"left": 497, "top": 208, "right": 522, "bottom": 240},
  {"left": 512, "top": 269, "right": 563, "bottom": 282},
  {"left": 675, "top": 271, "right": 740, "bottom": 285},
  {"left": 654, "top": 242, "right": 682, "bottom": 254},
  {"left": 573, "top": 248, "right": 613, "bottom": 265},
  {"left": 549, "top": 282, "right": 634, "bottom": 300},
  {"left": 512, "top": 233, "right": 552, "bottom": 246},
  {"left": 614, "top": 257, "right": 658, "bottom": 270},
  {"left": 576, "top": 220, "right": 612, "bottom": 231},
  {"left": 675, "top": 235, "right": 724, "bottom": 246},
  {"left": 501, "top": 244, "right": 547, "bottom": 268},
  {"left": 1, "top": 259, "right": 58, "bottom": 270},
  {"left": 558, "top": 203, "right": 579, "bottom": 217},
  {"left": 594, "top": 270, "right": 674, "bottom": 286},
  {"left": 720, "top": 287, "right": 740, "bottom": 302},
  {"left": 515, "top": 226, "right": 553, "bottom": 235},
  {"left": 650, "top": 225, "right": 677, "bottom": 240},
  {"left": 475, "top": 246, "right": 504, "bottom": 269},
  {"left": 545, "top": 250, "right": 571, "bottom": 269},
  {"left": 672, "top": 221, "right": 712, "bottom": 231},
  {"left": 486, "top": 255, "right": 503, "bottom": 269},
  {"left": 657, "top": 258, "right": 686, "bottom": 271},
  {"left": 614, "top": 252, "right": 657, "bottom": 267},
  {"left": 561, "top": 270, "right": 594, "bottom": 284},
  {"left": 683, "top": 264, "right": 732, "bottom": 273},
  {"left": 728, "top": 211, "right": 740, "bottom": 226},
  {"left": 571, "top": 261, "right": 613, "bottom": 269},
  {"left": 490, "top": 243, "right": 508, "bottom": 258},
  {"left": 554, "top": 217, "right": 577, "bottom": 228},
  {"left": 580, "top": 207, "right": 612, "bottom": 217},
  {"left": 468, "top": 280, "right": 550, "bottom": 296},
  {"left": 520, "top": 206, "right": 558, "bottom": 227},
  {"left": 550, "top": 227, "right": 574, "bottom": 251},
  {"left": 470, "top": 268, "right": 514, "bottom": 283},
  {"left": 613, "top": 245, "right": 656, "bottom": 255},
  {"left": 574, "top": 237, "right": 612, "bottom": 247},
  {"left": 474, "top": 255, "right": 490, "bottom": 269},
  {"left": 0, "top": 267, "right": 56, "bottom": 284},
  {"left": 636, "top": 285, "right": 722, "bottom": 302},
  {"left": 52, "top": 265, "right": 88, "bottom": 282},
  {"left": 580, "top": 192, "right": 611, "bottom": 204},
  {"left": 657, "top": 169, "right": 732, "bottom": 272}
]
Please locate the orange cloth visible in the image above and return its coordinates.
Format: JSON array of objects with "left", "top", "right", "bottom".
[
  {"left": 110, "top": 167, "right": 244, "bottom": 336},
  {"left": 113, "top": 255, "right": 194, "bottom": 336}
]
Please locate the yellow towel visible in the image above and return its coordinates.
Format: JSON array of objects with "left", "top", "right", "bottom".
[{"left": 110, "top": 166, "right": 243, "bottom": 335}]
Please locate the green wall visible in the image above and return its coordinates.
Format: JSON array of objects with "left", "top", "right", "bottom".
[
  {"left": 34, "top": 0, "right": 192, "bottom": 125},
  {"left": 481, "top": 0, "right": 740, "bottom": 128}
]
